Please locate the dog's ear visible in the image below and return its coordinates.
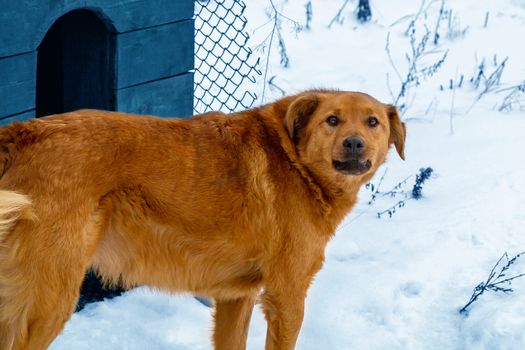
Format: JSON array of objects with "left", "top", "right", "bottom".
[
  {"left": 387, "top": 105, "right": 406, "bottom": 160},
  {"left": 285, "top": 94, "right": 319, "bottom": 143}
]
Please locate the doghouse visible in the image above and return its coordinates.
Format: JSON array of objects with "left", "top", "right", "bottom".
[{"left": 0, "top": 0, "right": 194, "bottom": 124}]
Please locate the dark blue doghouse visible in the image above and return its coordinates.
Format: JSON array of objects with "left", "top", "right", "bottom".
[{"left": 0, "top": 0, "right": 194, "bottom": 125}]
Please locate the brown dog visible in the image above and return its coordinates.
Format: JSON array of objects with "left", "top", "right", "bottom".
[{"left": 0, "top": 90, "right": 405, "bottom": 350}]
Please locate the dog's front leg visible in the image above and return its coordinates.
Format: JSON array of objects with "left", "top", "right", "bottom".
[
  {"left": 213, "top": 294, "right": 257, "bottom": 350},
  {"left": 261, "top": 250, "right": 325, "bottom": 350},
  {"left": 261, "top": 287, "right": 306, "bottom": 350}
]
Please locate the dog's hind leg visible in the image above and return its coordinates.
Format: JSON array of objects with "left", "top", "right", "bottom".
[
  {"left": 12, "top": 272, "right": 85, "bottom": 350},
  {"left": 0, "top": 203, "right": 104, "bottom": 350},
  {"left": 213, "top": 294, "right": 257, "bottom": 350}
]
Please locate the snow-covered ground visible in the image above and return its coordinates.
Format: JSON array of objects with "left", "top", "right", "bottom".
[{"left": 51, "top": 0, "right": 525, "bottom": 349}]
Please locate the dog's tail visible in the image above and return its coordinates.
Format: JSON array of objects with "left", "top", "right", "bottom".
[{"left": 0, "top": 191, "right": 33, "bottom": 241}]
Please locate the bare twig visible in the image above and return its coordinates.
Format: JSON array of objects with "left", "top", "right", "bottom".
[
  {"left": 497, "top": 81, "right": 525, "bottom": 112},
  {"left": 268, "top": 75, "right": 286, "bottom": 96},
  {"left": 328, "top": 0, "right": 352, "bottom": 28},
  {"left": 483, "top": 11, "right": 489, "bottom": 28},
  {"left": 365, "top": 168, "right": 389, "bottom": 205},
  {"left": 305, "top": 1, "right": 313, "bottom": 31},
  {"left": 432, "top": 0, "right": 446, "bottom": 44},
  {"left": 257, "top": 0, "right": 301, "bottom": 103},
  {"left": 385, "top": 22, "right": 447, "bottom": 113},
  {"left": 466, "top": 56, "right": 509, "bottom": 113},
  {"left": 261, "top": 9, "right": 278, "bottom": 104},
  {"left": 409, "top": 0, "right": 429, "bottom": 29},
  {"left": 477, "top": 57, "right": 508, "bottom": 100},
  {"left": 460, "top": 251, "right": 525, "bottom": 315},
  {"left": 385, "top": 33, "right": 404, "bottom": 82},
  {"left": 449, "top": 66, "right": 458, "bottom": 135}
]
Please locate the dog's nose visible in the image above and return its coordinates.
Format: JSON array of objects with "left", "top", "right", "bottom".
[{"left": 343, "top": 137, "right": 365, "bottom": 157}]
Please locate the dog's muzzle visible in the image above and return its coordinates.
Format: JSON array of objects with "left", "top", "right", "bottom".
[{"left": 333, "top": 136, "right": 372, "bottom": 175}]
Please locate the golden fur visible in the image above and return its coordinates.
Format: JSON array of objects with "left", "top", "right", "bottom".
[{"left": 0, "top": 90, "right": 405, "bottom": 350}]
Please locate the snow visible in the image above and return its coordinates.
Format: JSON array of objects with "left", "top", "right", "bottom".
[{"left": 51, "top": 0, "right": 525, "bottom": 349}]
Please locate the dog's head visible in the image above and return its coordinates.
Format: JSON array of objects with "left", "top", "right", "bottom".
[{"left": 285, "top": 91, "right": 405, "bottom": 182}]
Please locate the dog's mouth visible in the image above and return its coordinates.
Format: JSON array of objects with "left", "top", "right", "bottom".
[{"left": 332, "top": 159, "right": 372, "bottom": 175}]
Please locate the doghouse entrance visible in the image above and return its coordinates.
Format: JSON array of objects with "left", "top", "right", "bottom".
[{"left": 36, "top": 9, "right": 116, "bottom": 117}]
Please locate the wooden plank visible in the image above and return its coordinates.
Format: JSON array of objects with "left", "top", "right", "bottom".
[
  {"left": 0, "top": 0, "right": 193, "bottom": 58},
  {"left": 91, "top": 0, "right": 194, "bottom": 33},
  {"left": 116, "top": 19, "right": 194, "bottom": 89},
  {"left": 0, "top": 53, "right": 36, "bottom": 118},
  {"left": 0, "top": 110, "right": 36, "bottom": 126},
  {"left": 116, "top": 73, "right": 193, "bottom": 118},
  {"left": 0, "top": 0, "right": 83, "bottom": 58}
]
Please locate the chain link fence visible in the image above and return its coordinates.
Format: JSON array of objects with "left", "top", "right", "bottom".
[{"left": 194, "top": 0, "right": 261, "bottom": 114}]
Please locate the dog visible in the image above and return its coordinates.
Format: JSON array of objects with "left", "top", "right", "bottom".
[{"left": 0, "top": 90, "right": 405, "bottom": 350}]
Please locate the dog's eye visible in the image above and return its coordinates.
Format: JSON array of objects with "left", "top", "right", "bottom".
[
  {"left": 326, "top": 115, "right": 339, "bottom": 127},
  {"left": 368, "top": 116, "right": 379, "bottom": 127}
]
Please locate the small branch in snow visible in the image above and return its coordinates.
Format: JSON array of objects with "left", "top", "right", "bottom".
[
  {"left": 432, "top": 0, "right": 446, "bottom": 44},
  {"left": 365, "top": 167, "right": 389, "bottom": 204},
  {"left": 476, "top": 57, "right": 508, "bottom": 100},
  {"left": 497, "top": 81, "right": 525, "bottom": 112},
  {"left": 460, "top": 252, "right": 525, "bottom": 315},
  {"left": 365, "top": 167, "right": 434, "bottom": 219},
  {"left": 328, "top": 0, "right": 352, "bottom": 28},
  {"left": 449, "top": 66, "right": 458, "bottom": 135},
  {"left": 466, "top": 56, "right": 509, "bottom": 113},
  {"left": 256, "top": 0, "right": 301, "bottom": 103},
  {"left": 268, "top": 75, "right": 286, "bottom": 96},
  {"left": 385, "top": 21, "right": 448, "bottom": 114},
  {"left": 377, "top": 199, "right": 410, "bottom": 219},
  {"left": 305, "top": 1, "right": 313, "bottom": 31},
  {"left": 411, "top": 167, "right": 434, "bottom": 200}
]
